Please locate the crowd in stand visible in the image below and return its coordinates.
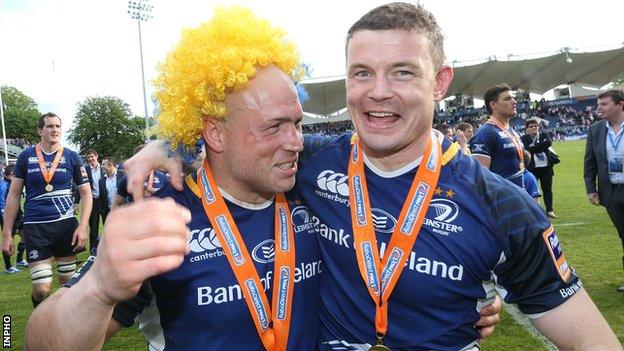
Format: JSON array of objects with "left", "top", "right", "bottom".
[
  {"left": 1, "top": 138, "right": 32, "bottom": 149},
  {"left": 303, "top": 98, "right": 600, "bottom": 140}
]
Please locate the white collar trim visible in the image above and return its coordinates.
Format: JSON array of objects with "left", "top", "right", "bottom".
[
  {"left": 363, "top": 153, "right": 423, "bottom": 178},
  {"left": 218, "top": 187, "right": 274, "bottom": 210}
]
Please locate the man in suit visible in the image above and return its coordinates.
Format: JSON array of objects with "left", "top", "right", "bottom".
[
  {"left": 584, "top": 89, "right": 624, "bottom": 293},
  {"left": 85, "top": 149, "right": 104, "bottom": 251},
  {"left": 521, "top": 118, "right": 557, "bottom": 218},
  {"left": 98, "top": 157, "right": 123, "bottom": 223}
]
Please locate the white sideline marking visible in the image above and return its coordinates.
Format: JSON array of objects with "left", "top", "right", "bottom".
[
  {"left": 503, "top": 303, "right": 556, "bottom": 350},
  {"left": 554, "top": 222, "right": 586, "bottom": 227}
]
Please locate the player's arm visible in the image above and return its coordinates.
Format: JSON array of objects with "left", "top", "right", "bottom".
[
  {"left": 531, "top": 288, "right": 622, "bottom": 350},
  {"left": 111, "top": 194, "right": 126, "bottom": 211},
  {"left": 1, "top": 178, "right": 24, "bottom": 256},
  {"left": 24, "top": 198, "right": 191, "bottom": 350},
  {"left": 73, "top": 183, "right": 93, "bottom": 250}
]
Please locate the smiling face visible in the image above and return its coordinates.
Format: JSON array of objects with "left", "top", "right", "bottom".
[
  {"left": 346, "top": 29, "right": 452, "bottom": 169},
  {"left": 86, "top": 153, "right": 99, "bottom": 167},
  {"left": 205, "top": 65, "right": 304, "bottom": 203}
]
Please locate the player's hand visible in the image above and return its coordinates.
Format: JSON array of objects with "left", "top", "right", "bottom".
[
  {"left": 72, "top": 225, "right": 87, "bottom": 252},
  {"left": 123, "top": 141, "right": 184, "bottom": 202},
  {"left": 455, "top": 130, "right": 467, "bottom": 146},
  {"left": 1, "top": 234, "right": 13, "bottom": 256},
  {"left": 587, "top": 193, "right": 600, "bottom": 206},
  {"left": 476, "top": 295, "right": 502, "bottom": 341},
  {"left": 87, "top": 198, "right": 191, "bottom": 306}
]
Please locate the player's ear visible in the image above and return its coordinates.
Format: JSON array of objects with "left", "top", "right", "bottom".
[
  {"left": 434, "top": 65, "right": 453, "bottom": 102},
  {"left": 202, "top": 117, "right": 225, "bottom": 153}
]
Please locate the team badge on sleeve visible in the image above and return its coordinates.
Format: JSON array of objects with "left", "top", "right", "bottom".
[
  {"left": 542, "top": 226, "right": 571, "bottom": 282},
  {"left": 80, "top": 166, "right": 88, "bottom": 178}
]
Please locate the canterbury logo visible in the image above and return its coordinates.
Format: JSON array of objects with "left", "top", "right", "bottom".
[
  {"left": 316, "top": 170, "right": 349, "bottom": 196},
  {"left": 188, "top": 227, "right": 222, "bottom": 253}
]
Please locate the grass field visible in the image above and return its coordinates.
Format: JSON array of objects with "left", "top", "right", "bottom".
[{"left": 1, "top": 139, "right": 622, "bottom": 350}]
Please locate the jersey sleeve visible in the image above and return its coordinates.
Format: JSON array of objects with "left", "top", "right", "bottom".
[
  {"left": 71, "top": 151, "right": 89, "bottom": 186},
  {"left": 301, "top": 134, "right": 336, "bottom": 167},
  {"left": 484, "top": 173, "right": 580, "bottom": 315},
  {"left": 14, "top": 150, "right": 28, "bottom": 180},
  {"left": 469, "top": 127, "right": 493, "bottom": 157}
]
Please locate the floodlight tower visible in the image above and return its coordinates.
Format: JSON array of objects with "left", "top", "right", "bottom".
[{"left": 128, "top": 0, "right": 153, "bottom": 141}]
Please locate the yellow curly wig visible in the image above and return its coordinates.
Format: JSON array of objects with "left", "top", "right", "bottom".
[{"left": 153, "top": 6, "right": 303, "bottom": 150}]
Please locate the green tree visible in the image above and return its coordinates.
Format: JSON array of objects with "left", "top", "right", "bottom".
[
  {"left": 68, "top": 96, "right": 146, "bottom": 160},
  {"left": 0, "top": 85, "right": 40, "bottom": 143}
]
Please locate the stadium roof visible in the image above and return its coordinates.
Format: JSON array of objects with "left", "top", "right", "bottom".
[{"left": 300, "top": 47, "right": 624, "bottom": 117}]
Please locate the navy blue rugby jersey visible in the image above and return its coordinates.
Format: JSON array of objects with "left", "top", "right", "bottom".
[
  {"left": 116, "top": 169, "right": 169, "bottom": 204},
  {"left": 295, "top": 133, "right": 580, "bottom": 351},
  {"left": 469, "top": 122, "right": 524, "bottom": 188},
  {"left": 14, "top": 146, "right": 88, "bottom": 223},
  {"left": 67, "top": 178, "right": 322, "bottom": 351}
]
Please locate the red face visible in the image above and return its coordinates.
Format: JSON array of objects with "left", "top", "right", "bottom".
[{"left": 208, "top": 65, "right": 304, "bottom": 202}]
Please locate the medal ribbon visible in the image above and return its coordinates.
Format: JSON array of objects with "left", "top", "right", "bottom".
[
  {"left": 35, "top": 144, "right": 64, "bottom": 187},
  {"left": 197, "top": 161, "right": 295, "bottom": 351},
  {"left": 348, "top": 132, "right": 442, "bottom": 339},
  {"left": 487, "top": 118, "right": 524, "bottom": 168}
]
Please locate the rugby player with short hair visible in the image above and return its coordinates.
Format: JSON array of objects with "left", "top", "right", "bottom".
[
  {"left": 1, "top": 112, "right": 92, "bottom": 307},
  {"left": 470, "top": 84, "right": 526, "bottom": 188}
]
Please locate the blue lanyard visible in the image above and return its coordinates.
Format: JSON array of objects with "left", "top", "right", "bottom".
[{"left": 607, "top": 129, "right": 624, "bottom": 152}]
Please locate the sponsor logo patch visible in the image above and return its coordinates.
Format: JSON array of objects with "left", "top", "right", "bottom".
[
  {"left": 251, "top": 239, "right": 276, "bottom": 264},
  {"left": 361, "top": 241, "right": 380, "bottom": 296},
  {"left": 400, "top": 182, "right": 428, "bottom": 234},
  {"left": 423, "top": 198, "right": 464, "bottom": 236},
  {"left": 276, "top": 267, "right": 290, "bottom": 320},
  {"left": 315, "top": 170, "right": 349, "bottom": 205},
  {"left": 216, "top": 215, "right": 245, "bottom": 266},
  {"left": 371, "top": 207, "right": 397, "bottom": 233},
  {"left": 353, "top": 175, "right": 367, "bottom": 226},
  {"left": 542, "top": 226, "right": 571, "bottom": 282},
  {"left": 244, "top": 278, "right": 269, "bottom": 331},
  {"left": 200, "top": 170, "right": 216, "bottom": 204}
]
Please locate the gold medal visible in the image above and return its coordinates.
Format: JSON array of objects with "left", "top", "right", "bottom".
[
  {"left": 369, "top": 337, "right": 392, "bottom": 351},
  {"left": 45, "top": 184, "right": 53, "bottom": 192}
]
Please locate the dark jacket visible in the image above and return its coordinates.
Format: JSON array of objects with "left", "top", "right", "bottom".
[
  {"left": 98, "top": 171, "right": 124, "bottom": 210},
  {"left": 584, "top": 120, "right": 613, "bottom": 206},
  {"left": 521, "top": 132, "right": 553, "bottom": 171}
]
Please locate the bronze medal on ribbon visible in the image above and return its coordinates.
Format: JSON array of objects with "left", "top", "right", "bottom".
[{"left": 35, "top": 144, "right": 64, "bottom": 192}]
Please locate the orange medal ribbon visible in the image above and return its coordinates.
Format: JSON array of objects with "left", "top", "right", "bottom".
[
  {"left": 348, "top": 132, "right": 442, "bottom": 346},
  {"left": 486, "top": 118, "right": 524, "bottom": 169},
  {"left": 197, "top": 161, "right": 295, "bottom": 351},
  {"left": 35, "top": 144, "right": 64, "bottom": 191}
]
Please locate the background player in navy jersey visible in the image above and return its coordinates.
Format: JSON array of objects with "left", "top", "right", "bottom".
[
  {"left": 1, "top": 112, "right": 92, "bottom": 307},
  {"left": 470, "top": 84, "right": 526, "bottom": 188},
  {"left": 121, "top": 3, "right": 620, "bottom": 350}
]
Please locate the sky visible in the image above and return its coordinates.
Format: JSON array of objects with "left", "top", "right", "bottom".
[{"left": 1, "top": 0, "right": 623, "bottom": 139}]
